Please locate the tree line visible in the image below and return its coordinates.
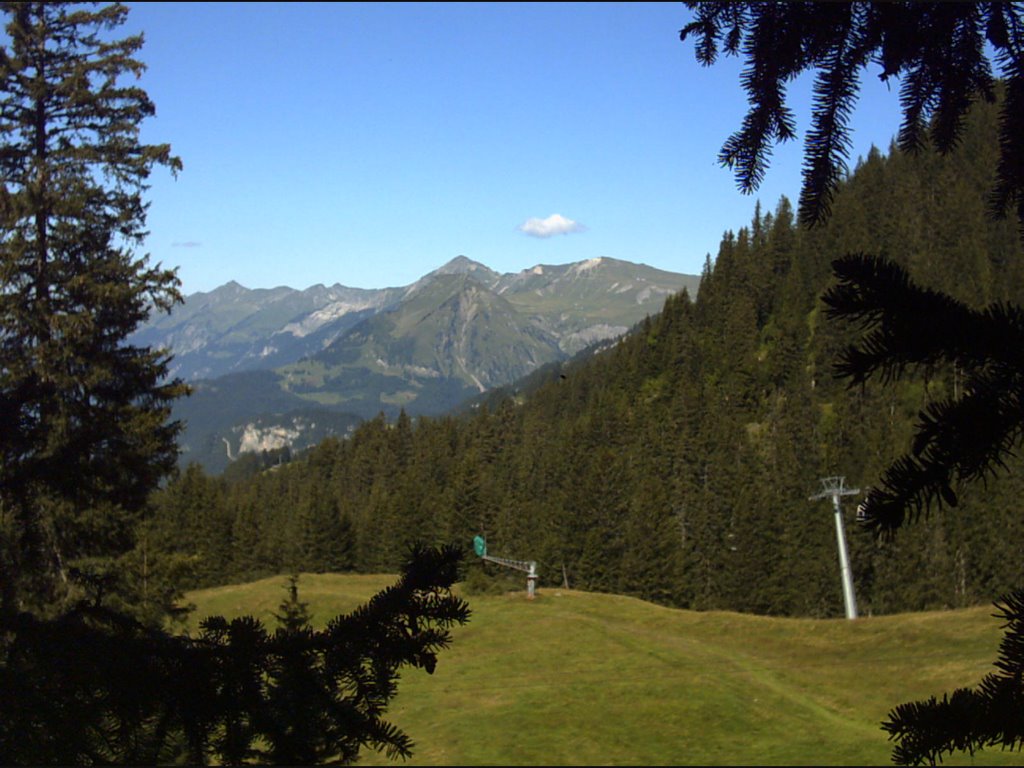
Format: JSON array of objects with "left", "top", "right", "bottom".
[{"left": 148, "top": 89, "right": 1024, "bottom": 619}]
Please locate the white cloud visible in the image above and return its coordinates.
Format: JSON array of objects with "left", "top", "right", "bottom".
[
  {"left": 518, "top": 213, "right": 586, "bottom": 238},
  {"left": 172, "top": 241, "right": 202, "bottom": 248}
]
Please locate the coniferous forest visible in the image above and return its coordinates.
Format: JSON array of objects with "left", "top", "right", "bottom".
[
  {"left": 146, "top": 92, "right": 1024, "bottom": 619},
  {"left": 7, "top": 3, "right": 1024, "bottom": 764}
]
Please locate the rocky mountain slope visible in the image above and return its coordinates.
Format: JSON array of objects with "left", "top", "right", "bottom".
[
  {"left": 135, "top": 255, "right": 698, "bottom": 473},
  {"left": 131, "top": 281, "right": 405, "bottom": 381}
]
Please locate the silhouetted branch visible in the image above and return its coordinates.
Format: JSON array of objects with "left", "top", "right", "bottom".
[
  {"left": 882, "top": 589, "right": 1024, "bottom": 765},
  {"left": 0, "top": 544, "right": 469, "bottom": 765}
]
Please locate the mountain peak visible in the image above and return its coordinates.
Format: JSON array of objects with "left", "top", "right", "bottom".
[
  {"left": 207, "top": 279, "right": 250, "bottom": 298},
  {"left": 431, "top": 255, "right": 498, "bottom": 279}
]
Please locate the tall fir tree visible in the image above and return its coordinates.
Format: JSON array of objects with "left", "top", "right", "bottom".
[{"left": 0, "top": 1, "right": 186, "bottom": 615}]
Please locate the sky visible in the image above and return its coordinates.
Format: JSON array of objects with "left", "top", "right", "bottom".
[{"left": 121, "top": 2, "right": 907, "bottom": 296}]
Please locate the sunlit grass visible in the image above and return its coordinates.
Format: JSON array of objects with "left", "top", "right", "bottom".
[{"left": 185, "top": 575, "right": 1021, "bottom": 766}]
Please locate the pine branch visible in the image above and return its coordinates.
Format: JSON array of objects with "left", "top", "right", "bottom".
[
  {"left": 679, "top": 2, "right": 748, "bottom": 66},
  {"left": 990, "top": 41, "right": 1024, "bottom": 223},
  {"left": 929, "top": 6, "right": 994, "bottom": 154},
  {"left": 824, "top": 254, "right": 1024, "bottom": 532},
  {"left": 883, "top": 589, "right": 1024, "bottom": 765},
  {"left": 680, "top": 2, "right": 1024, "bottom": 231},
  {"left": 0, "top": 544, "right": 469, "bottom": 764},
  {"left": 821, "top": 254, "right": 1018, "bottom": 385},
  {"left": 719, "top": 4, "right": 804, "bottom": 194},
  {"left": 800, "top": 4, "right": 866, "bottom": 225}
]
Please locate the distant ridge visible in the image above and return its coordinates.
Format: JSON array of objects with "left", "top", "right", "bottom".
[{"left": 133, "top": 255, "right": 699, "bottom": 473}]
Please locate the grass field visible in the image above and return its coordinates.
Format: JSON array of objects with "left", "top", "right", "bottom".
[{"left": 185, "top": 574, "right": 1023, "bottom": 766}]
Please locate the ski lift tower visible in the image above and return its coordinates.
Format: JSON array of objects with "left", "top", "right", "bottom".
[
  {"left": 473, "top": 535, "right": 538, "bottom": 599},
  {"left": 810, "top": 476, "right": 860, "bottom": 620}
]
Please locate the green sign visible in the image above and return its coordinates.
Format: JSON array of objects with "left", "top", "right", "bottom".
[{"left": 473, "top": 535, "right": 486, "bottom": 558}]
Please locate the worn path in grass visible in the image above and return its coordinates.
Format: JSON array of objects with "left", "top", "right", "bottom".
[{"left": 185, "top": 574, "right": 1021, "bottom": 766}]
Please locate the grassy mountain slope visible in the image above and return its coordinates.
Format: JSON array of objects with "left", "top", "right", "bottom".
[
  {"left": 308, "top": 273, "right": 564, "bottom": 392},
  {"left": 278, "top": 258, "right": 699, "bottom": 417},
  {"left": 496, "top": 256, "right": 701, "bottom": 353},
  {"left": 184, "top": 573, "right": 1017, "bottom": 766}
]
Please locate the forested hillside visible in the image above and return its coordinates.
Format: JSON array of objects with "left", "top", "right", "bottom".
[{"left": 149, "top": 94, "right": 1024, "bottom": 618}]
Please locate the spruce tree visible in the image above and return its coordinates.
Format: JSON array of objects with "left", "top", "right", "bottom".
[
  {"left": 0, "top": 7, "right": 477, "bottom": 764},
  {"left": 0, "top": 1, "right": 187, "bottom": 614}
]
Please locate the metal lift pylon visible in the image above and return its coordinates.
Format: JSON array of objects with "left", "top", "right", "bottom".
[{"left": 810, "top": 476, "right": 860, "bottom": 620}]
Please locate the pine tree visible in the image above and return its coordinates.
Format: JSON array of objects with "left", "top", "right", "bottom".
[{"left": 0, "top": 1, "right": 187, "bottom": 614}]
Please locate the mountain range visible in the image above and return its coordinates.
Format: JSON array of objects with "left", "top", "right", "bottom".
[{"left": 132, "top": 255, "right": 699, "bottom": 473}]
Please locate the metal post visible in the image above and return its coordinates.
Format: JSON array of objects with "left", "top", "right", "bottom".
[
  {"left": 527, "top": 562, "right": 537, "bottom": 600},
  {"left": 830, "top": 493, "right": 858, "bottom": 620},
  {"left": 810, "top": 476, "right": 859, "bottom": 620}
]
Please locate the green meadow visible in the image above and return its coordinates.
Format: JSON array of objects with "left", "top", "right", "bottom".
[{"left": 185, "top": 575, "right": 1023, "bottom": 766}]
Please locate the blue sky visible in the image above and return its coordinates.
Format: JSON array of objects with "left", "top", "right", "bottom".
[{"left": 124, "top": 2, "right": 906, "bottom": 296}]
